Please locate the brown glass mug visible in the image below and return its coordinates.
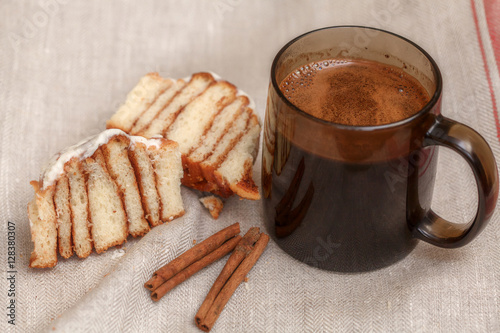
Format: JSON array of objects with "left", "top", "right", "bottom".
[{"left": 262, "top": 26, "right": 499, "bottom": 272}]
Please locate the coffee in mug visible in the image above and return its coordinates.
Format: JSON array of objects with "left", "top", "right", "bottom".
[
  {"left": 279, "top": 58, "right": 429, "bottom": 126},
  {"left": 262, "top": 26, "right": 499, "bottom": 272}
]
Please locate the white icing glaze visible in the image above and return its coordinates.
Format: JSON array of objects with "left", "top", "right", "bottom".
[
  {"left": 40, "top": 129, "right": 163, "bottom": 189},
  {"left": 182, "top": 74, "right": 193, "bottom": 82},
  {"left": 129, "top": 134, "right": 164, "bottom": 149},
  {"left": 182, "top": 72, "right": 256, "bottom": 110}
]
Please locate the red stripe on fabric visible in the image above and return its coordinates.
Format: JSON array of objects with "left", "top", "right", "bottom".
[
  {"left": 471, "top": 0, "right": 500, "bottom": 141},
  {"left": 484, "top": 0, "right": 500, "bottom": 72}
]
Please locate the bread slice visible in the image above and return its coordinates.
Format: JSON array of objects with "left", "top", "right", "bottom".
[
  {"left": 28, "top": 182, "right": 58, "bottom": 268},
  {"left": 215, "top": 115, "right": 261, "bottom": 200},
  {"left": 84, "top": 149, "right": 128, "bottom": 253},
  {"left": 138, "top": 73, "right": 215, "bottom": 138},
  {"left": 128, "top": 143, "right": 162, "bottom": 227},
  {"left": 130, "top": 79, "right": 186, "bottom": 134},
  {"left": 148, "top": 140, "right": 185, "bottom": 221},
  {"left": 166, "top": 81, "right": 237, "bottom": 155},
  {"left": 101, "top": 135, "right": 150, "bottom": 237},
  {"left": 54, "top": 174, "right": 73, "bottom": 258},
  {"left": 106, "top": 72, "right": 261, "bottom": 200},
  {"left": 28, "top": 129, "right": 184, "bottom": 267},
  {"left": 183, "top": 96, "right": 248, "bottom": 186},
  {"left": 66, "top": 158, "right": 93, "bottom": 258},
  {"left": 187, "top": 96, "right": 249, "bottom": 167},
  {"left": 196, "top": 107, "right": 252, "bottom": 196},
  {"left": 107, "top": 73, "right": 173, "bottom": 132}
]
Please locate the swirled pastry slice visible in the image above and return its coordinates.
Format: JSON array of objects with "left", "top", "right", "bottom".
[
  {"left": 28, "top": 129, "right": 184, "bottom": 268},
  {"left": 107, "top": 72, "right": 261, "bottom": 200}
]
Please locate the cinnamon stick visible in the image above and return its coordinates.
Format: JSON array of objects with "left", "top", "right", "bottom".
[
  {"left": 195, "top": 227, "right": 261, "bottom": 325},
  {"left": 151, "top": 235, "right": 242, "bottom": 301},
  {"left": 196, "top": 233, "right": 270, "bottom": 332},
  {"left": 144, "top": 222, "right": 240, "bottom": 291}
]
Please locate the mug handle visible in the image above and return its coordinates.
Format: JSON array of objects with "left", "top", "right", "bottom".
[{"left": 414, "top": 115, "right": 499, "bottom": 248}]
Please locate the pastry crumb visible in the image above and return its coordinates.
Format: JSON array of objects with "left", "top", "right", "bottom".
[{"left": 199, "top": 196, "right": 224, "bottom": 219}]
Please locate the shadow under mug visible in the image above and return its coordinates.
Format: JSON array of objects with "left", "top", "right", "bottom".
[{"left": 262, "top": 26, "right": 499, "bottom": 272}]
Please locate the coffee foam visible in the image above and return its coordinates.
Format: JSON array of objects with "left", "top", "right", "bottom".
[{"left": 279, "top": 59, "right": 430, "bottom": 126}]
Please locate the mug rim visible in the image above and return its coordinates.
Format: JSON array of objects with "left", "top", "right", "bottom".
[{"left": 270, "top": 25, "right": 443, "bottom": 131}]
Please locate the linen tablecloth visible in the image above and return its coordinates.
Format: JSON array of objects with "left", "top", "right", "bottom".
[{"left": 1, "top": 0, "right": 499, "bottom": 332}]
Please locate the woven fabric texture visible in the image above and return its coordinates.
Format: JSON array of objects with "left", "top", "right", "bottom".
[{"left": 1, "top": 0, "right": 499, "bottom": 332}]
